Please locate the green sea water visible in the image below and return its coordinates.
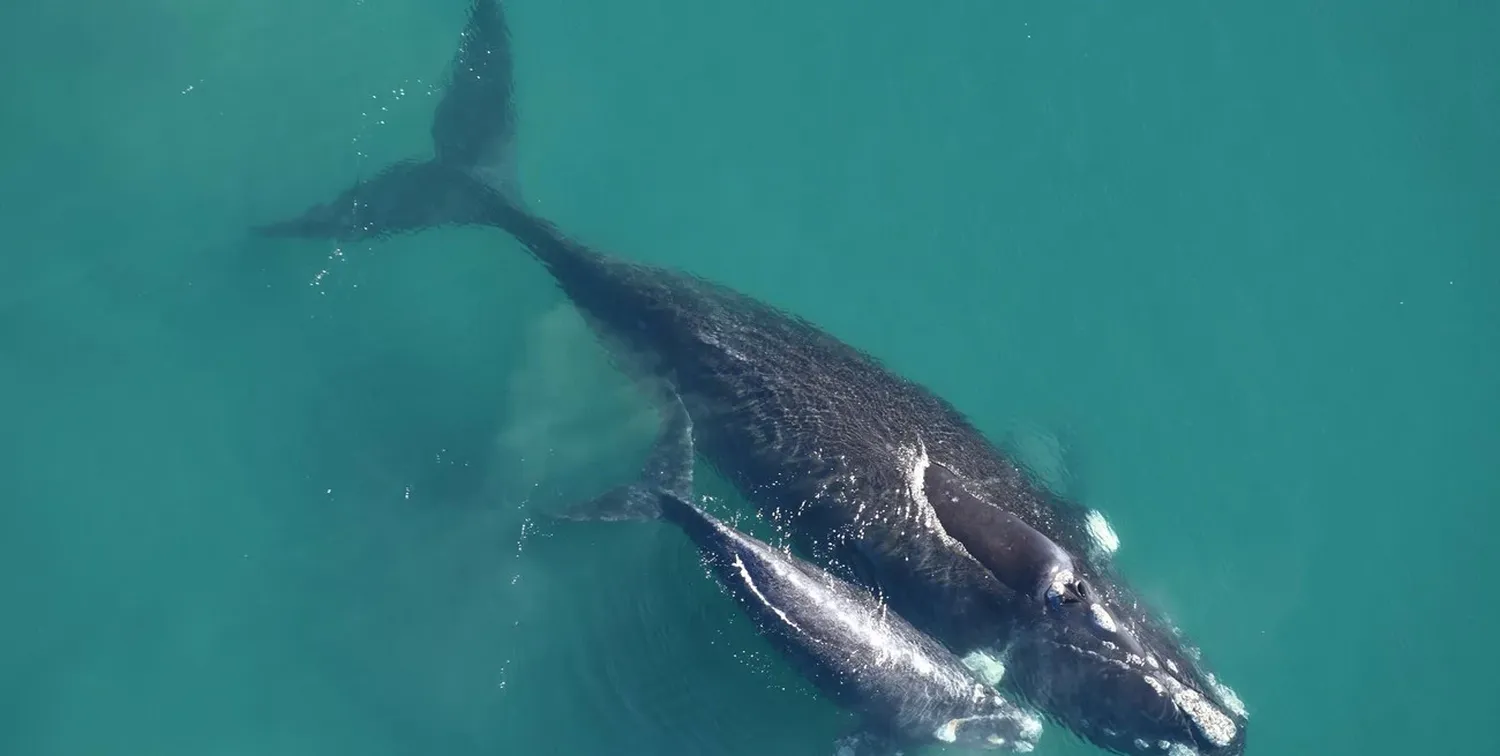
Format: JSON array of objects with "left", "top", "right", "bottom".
[{"left": 1, "top": 1, "right": 1495, "bottom": 755}]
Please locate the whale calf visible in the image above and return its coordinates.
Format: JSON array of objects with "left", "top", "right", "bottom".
[
  {"left": 644, "top": 489, "right": 1044, "bottom": 755},
  {"left": 254, "top": 1, "right": 1249, "bottom": 754},
  {"left": 560, "top": 395, "right": 1043, "bottom": 754}
]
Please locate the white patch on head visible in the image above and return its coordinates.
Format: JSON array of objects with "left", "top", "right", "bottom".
[
  {"left": 1044, "top": 566, "right": 1077, "bottom": 601},
  {"left": 1085, "top": 509, "right": 1120, "bottom": 554},
  {"left": 1171, "top": 686, "right": 1237, "bottom": 748},
  {"left": 961, "top": 650, "right": 1007, "bottom": 686},
  {"left": 933, "top": 719, "right": 960, "bottom": 743},
  {"left": 1015, "top": 712, "right": 1044, "bottom": 742},
  {"left": 1089, "top": 603, "right": 1118, "bottom": 633},
  {"left": 1143, "top": 675, "right": 1167, "bottom": 696},
  {"left": 1144, "top": 670, "right": 1237, "bottom": 749},
  {"left": 1206, "top": 673, "right": 1249, "bottom": 718},
  {"left": 1165, "top": 744, "right": 1200, "bottom": 756}
]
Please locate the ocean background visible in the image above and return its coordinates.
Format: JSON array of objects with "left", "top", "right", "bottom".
[{"left": 1, "top": 1, "right": 1495, "bottom": 755}]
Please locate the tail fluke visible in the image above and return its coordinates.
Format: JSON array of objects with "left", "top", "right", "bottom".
[
  {"left": 250, "top": 160, "right": 497, "bottom": 242},
  {"left": 252, "top": 0, "right": 520, "bottom": 242},
  {"left": 432, "top": 0, "right": 521, "bottom": 205}
]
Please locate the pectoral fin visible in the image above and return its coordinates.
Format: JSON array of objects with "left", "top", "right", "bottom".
[{"left": 552, "top": 392, "right": 694, "bottom": 522}]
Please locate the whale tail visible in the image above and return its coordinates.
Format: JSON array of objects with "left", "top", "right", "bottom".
[{"left": 252, "top": 0, "right": 521, "bottom": 242}]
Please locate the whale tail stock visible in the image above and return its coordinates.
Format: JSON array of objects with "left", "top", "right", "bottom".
[
  {"left": 251, "top": 0, "right": 525, "bottom": 244},
  {"left": 251, "top": 0, "right": 695, "bottom": 524}
]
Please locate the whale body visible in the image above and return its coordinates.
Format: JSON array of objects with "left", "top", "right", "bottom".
[{"left": 254, "top": 2, "right": 1249, "bottom": 754}]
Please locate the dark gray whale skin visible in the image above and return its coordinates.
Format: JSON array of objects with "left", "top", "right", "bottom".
[{"left": 254, "top": 2, "right": 1249, "bottom": 754}]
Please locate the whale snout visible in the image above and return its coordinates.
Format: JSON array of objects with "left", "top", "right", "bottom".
[{"left": 1004, "top": 614, "right": 1247, "bottom": 756}]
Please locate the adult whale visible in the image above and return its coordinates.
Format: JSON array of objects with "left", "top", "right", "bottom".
[{"left": 254, "top": 2, "right": 1249, "bottom": 754}]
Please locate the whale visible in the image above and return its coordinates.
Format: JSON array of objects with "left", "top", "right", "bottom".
[
  {"left": 558, "top": 394, "right": 1043, "bottom": 754},
  {"left": 253, "top": 1, "right": 1249, "bottom": 754}
]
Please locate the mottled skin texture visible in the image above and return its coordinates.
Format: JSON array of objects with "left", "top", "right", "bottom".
[{"left": 254, "top": 2, "right": 1248, "bottom": 754}]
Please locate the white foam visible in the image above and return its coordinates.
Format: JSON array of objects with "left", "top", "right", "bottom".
[
  {"left": 933, "top": 719, "right": 959, "bottom": 743},
  {"left": 1014, "top": 712, "right": 1044, "bottom": 741},
  {"left": 1207, "top": 672, "right": 1249, "bottom": 718},
  {"left": 961, "top": 650, "right": 1007, "bottom": 686},
  {"left": 900, "top": 441, "right": 934, "bottom": 527},
  {"left": 1085, "top": 509, "right": 1121, "bottom": 554}
]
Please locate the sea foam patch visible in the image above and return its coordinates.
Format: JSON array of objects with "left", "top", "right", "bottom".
[
  {"left": 961, "top": 650, "right": 1007, "bottom": 687},
  {"left": 1085, "top": 509, "right": 1121, "bottom": 555}
]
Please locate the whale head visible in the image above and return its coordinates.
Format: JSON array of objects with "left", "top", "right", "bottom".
[
  {"left": 1002, "top": 581, "right": 1248, "bottom": 756},
  {"left": 914, "top": 460, "right": 1245, "bottom": 754}
]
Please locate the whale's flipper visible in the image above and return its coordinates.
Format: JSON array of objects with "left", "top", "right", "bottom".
[
  {"left": 553, "top": 393, "right": 695, "bottom": 522},
  {"left": 251, "top": 0, "right": 519, "bottom": 242}
]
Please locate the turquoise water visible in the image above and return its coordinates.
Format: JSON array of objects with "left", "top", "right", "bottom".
[{"left": 2, "top": 1, "right": 1496, "bottom": 755}]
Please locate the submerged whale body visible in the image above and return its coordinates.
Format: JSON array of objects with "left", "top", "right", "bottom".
[{"left": 254, "top": 2, "right": 1249, "bottom": 754}]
